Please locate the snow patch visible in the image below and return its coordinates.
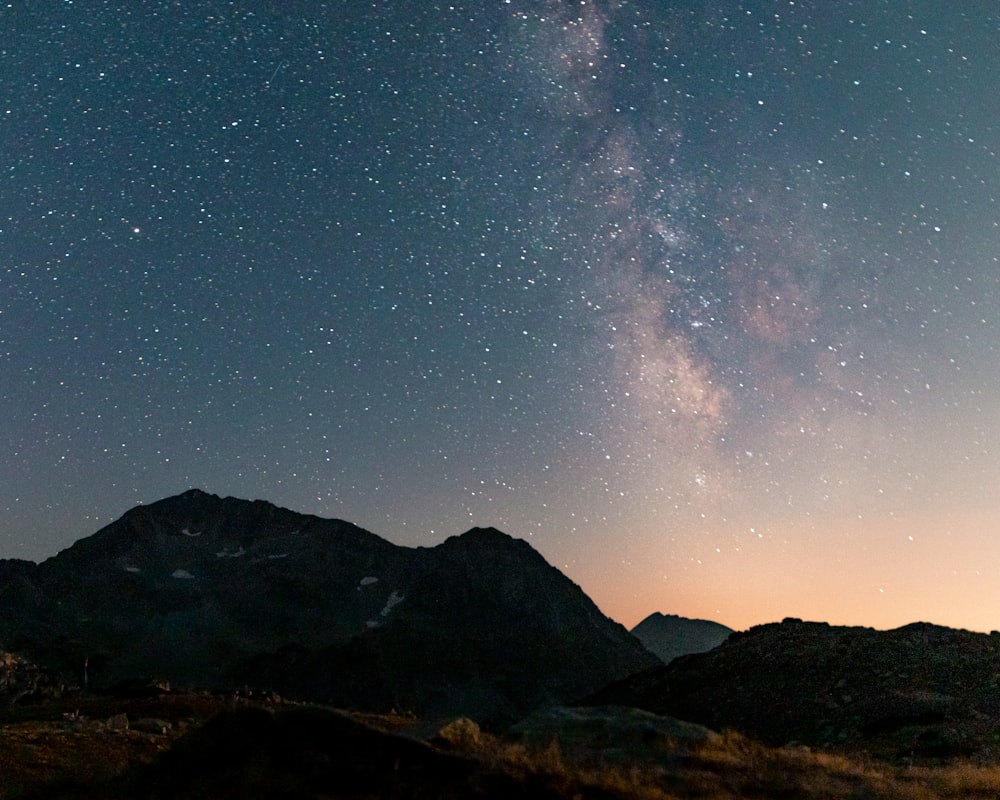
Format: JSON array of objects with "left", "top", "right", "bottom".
[
  {"left": 180, "top": 528, "right": 202, "bottom": 537},
  {"left": 267, "top": 553, "right": 288, "bottom": 559},
  {"left": 380, "top": 590, "right": 404, "bottom": 617},
  {"left": 359, "top": 576, "right": 379, "bottom": 587},
  {"left": 172, "top": 569, "right": 195, "bottom": 580},
  {"left": 124, "top": 566, "right": 141, "bottom": 574},
  {"left": 366, "top": 620, "right": 381, "bottom": 629},
  {"left": 216, "top": 547, "right": 246, "bottom": 559}
]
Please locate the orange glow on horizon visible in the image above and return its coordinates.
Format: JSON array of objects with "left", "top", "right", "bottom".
[{"left": 571, "top": 507, "right": 1000, "bottom": 636}]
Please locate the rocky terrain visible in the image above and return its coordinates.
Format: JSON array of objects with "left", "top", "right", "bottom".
[
  {"left": 631, "top": 611, "right": 733, "bottom": 664},
  {"left": 0, "top": 651, "right": 72, "bottom": 707},
  {"left": 587, "top": 617, "right": 1000, "bottom": 763},
  {"left": 6, "top": 691, "right": 1000, "bottom": 799},
  {"left": 0, "top": 489, "right": 657, "bottom": 726}
]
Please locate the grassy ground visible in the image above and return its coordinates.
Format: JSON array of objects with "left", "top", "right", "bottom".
[
  {"left": 470, "top": 723, "right": 1000, "bottom": 799},
  {"left": 0, "top": 693, "right": 227, "bottom": 798}
]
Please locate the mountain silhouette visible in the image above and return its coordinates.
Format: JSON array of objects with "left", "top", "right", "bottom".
[
  {"left": 0, "top": 490, "right": 657, "bottom": 725},
  {"left": 630, "top": 612, "right": 733, "bottom": 663},
  {"left": 586, "top": 617, "right": 1000, "bottom": 761}
]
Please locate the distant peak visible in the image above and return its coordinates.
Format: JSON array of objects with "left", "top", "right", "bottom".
[
  {"left": 451, "top": 527, "right": 528, "bottom": 548},
  {"left": 438, "top": 526, "right": 537, "bottom": 556},
  {"left": 632, "top": 612, "right": 734, "bottom": 634},
  {"left": 129, "top": 489, "right": 206, "bottom": 515},
  {"left": 462, "top": 526, "right": 511, "bottom": 538},
  {"left": 179, "top": 488, "right": 215, "bottom": 499},
  {"left": 144, "top": 488, "right": 220, "bottom": 509}
]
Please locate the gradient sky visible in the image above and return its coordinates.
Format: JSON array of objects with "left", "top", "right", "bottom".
[{"left": 3, "top": 1, "right": 999, "bottom": 633}]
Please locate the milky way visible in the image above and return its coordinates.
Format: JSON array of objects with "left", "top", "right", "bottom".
[{"left": 3, "top": 1, "right": 999, "bottom": 631}]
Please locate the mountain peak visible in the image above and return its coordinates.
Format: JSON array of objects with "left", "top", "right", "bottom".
[
  {"left": 0, "top": 492, "right": 657, "bottom": 724},
  {"left": 437, "top": 526, "right": 535, "bottom": 555},
  {"left": 631, "top": 613, "right": 733, "bottom": 664},
  {"left": 178, "top": 488, "right": 216, "bottom": 500},
  {"left": 464, "top": 526, "right": 509, "bottom": 536},
  {"left": 457, "top": 526, "right": 517, "bottom": 540}
]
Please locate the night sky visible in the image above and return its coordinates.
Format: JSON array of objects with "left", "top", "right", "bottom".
[{"left": 4, "top": 1, "right": 999, "bottom": 632}]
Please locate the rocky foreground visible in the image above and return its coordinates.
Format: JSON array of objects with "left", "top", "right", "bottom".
[{"left": 5, "top": 691, "right": 1000, "bottom": 799}]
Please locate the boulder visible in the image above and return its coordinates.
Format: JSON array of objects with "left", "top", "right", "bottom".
[{"left": 510, "top": 705, "right": 718, "bottom": 768}]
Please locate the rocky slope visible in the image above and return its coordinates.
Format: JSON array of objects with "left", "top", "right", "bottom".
[
  {"left": 0, "top": 490, "right": 657, "bottom": 725},
  {"left": 244, "top": 526, "right": 661, "bottom": 724},
  {"left": 630, "top": 612, "right": 733, "bottom": 664},
  {"left": 586, "top": 617, "right": 1000, "bottom": 761}
]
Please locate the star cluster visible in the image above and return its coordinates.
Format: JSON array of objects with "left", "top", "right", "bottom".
[{"left": 3, "top": 1, "right": 999, "bottom": 631}]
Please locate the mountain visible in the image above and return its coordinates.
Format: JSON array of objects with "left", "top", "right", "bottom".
[
  {"left": 244, "top": 526, "right": 662, "bottom": 723},
  {"left": 586, "top": 617, "right": 1000, "bottom": 761},
  {"left": 0, "top": 490, "right": 657, "bottom": 725},
  {"left": 630, "top": 612, "right": 733, "bottom": 664}
]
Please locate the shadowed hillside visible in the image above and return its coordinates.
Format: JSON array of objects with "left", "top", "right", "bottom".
[
  {"left": 0, "top": 490, "right": 657, "bottom": 726},
  {"left": 587, "top": 617, "right": 1000, "bottom": 762}
]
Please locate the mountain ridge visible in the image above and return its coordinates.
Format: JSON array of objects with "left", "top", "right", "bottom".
[
  {"left": 0, "top": 489, "right": 658, "bottom": 725},
  {"left": 586, "top": 616, "right": 1000, "bottom": 761},
  {"left": 630, "top": 612, "right": 734, "bottom": 664}
]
